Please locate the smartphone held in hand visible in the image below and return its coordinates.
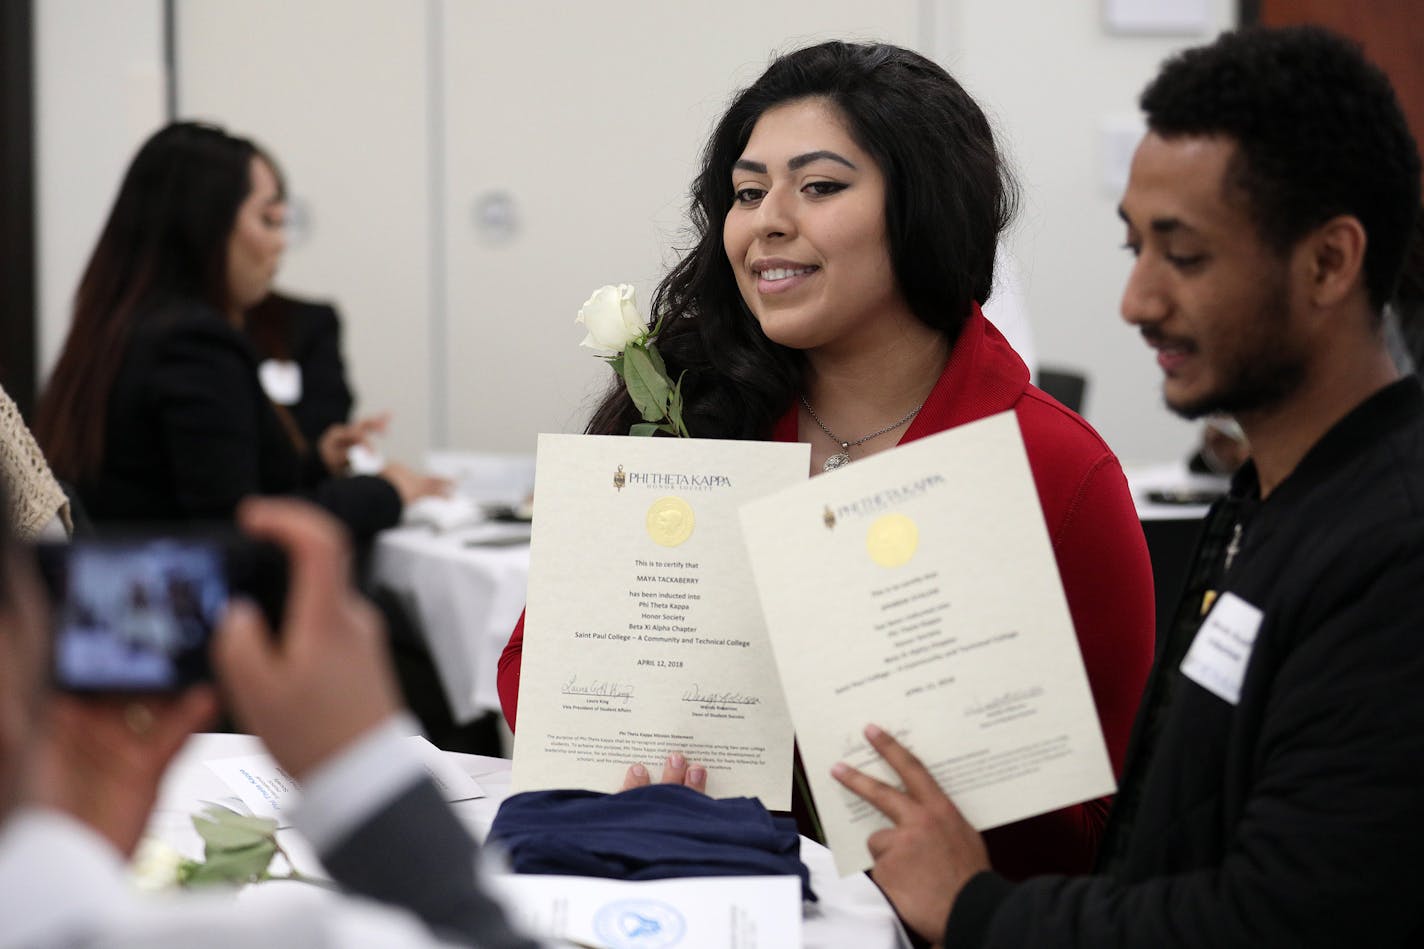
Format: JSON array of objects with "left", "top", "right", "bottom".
[{"left": 36, "top": 532, "right": 286, "bottom": 692}]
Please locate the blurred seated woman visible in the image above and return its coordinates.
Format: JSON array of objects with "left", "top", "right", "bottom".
[
  {"left": 497, "top": 42, "right": 1155, "bottom": 880},
  {"left": 35, "top": 122, "right": 441, "bottom": 539}
]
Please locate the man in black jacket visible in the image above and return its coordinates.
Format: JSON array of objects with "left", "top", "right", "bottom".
[{"left": 833, "top": 25, "right": 1424, "bottom": 948}]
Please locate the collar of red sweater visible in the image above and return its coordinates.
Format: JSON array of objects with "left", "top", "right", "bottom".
[{"left": 772, "top": 303, "right": 1031, "bottom": 444}]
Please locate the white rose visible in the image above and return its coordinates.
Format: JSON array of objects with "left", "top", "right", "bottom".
[
  {"left": 577, "top": 284, "right": 647, "bottom": 354},
  {"left": 130, "top": 836, "right": 186, "bottom": 891}
]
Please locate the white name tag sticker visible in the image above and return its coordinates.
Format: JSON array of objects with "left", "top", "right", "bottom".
[
  {"left": 258, "top": 359, "right": 303, "bottom": 405},
  {"left": 1180, "top": 592, "right": 1263, "bottom": 706}
]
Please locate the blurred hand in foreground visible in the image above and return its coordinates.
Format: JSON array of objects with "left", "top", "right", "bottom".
[
  {"left": 213, "top": 497, "right": 403, "bottom": 779},
  {"left": 29, "top": 692, "right": 217, "bottom": 858}
]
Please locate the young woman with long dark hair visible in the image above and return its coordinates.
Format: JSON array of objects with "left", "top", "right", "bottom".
[
  {"left": 499, "top": 41, "right": 1155, "bottom": 878},
  {"left": 36, "top": 122, "right": 439, "bottom": 537}
]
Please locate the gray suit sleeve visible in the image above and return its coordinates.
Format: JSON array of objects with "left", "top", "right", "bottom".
[{"left": 321, "top": 778, "right": 539, "bottom": 949}]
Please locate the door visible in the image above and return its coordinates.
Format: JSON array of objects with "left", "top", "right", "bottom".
[{"left": 1254, "top": 0, "right": 1424, "bottom": 191}]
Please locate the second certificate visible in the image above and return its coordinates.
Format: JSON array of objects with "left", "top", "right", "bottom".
[{"left": 511, "top": 434, "right": 809, "bottom": 807}]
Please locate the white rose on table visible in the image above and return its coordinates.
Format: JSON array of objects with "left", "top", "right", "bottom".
[
  {"left": 577, "top": 283, "right": 647, "bottom": 354},
  {"left": 130, "top": 836, "right": 187, "bottom": 891}
]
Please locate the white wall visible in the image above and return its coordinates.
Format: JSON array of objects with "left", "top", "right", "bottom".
[
  {"left": 34, "top": 0, "right": 165, "bottom": 376},
  {"left": 933, "top": 0, "right": 1237, "bottom": 463},
  {"left": 438, "top": 1, "right": 920, "bottom": 455},
  {"left": 176, "top": 0, "right": 434, "bottom": 463},
  {"left": 34, "top": 0, "right": 1238, "bottom": 466}
]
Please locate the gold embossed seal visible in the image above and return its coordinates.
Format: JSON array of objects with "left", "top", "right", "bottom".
[
  {"left": 646, "top": 496, "right": 695, "bottom": 547},
  {"left": 866, "top": 513, "right": 918, "bottom": 567}
]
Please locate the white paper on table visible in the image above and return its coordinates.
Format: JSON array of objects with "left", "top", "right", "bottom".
[
  {"left": 512, "top": 434, "right": 808, "bottom": 807},
  {"left": 205, "top": 735, "right": 485, "bottom": 826},
  {"left": 487, "top": 874, "right": 801, "bottom": 949},
  {"left": 739, "top": 412, "right": 1115, "bottom": 875},
  {"left": 403, "top": 494, "right": 485, "bottom": 532}
]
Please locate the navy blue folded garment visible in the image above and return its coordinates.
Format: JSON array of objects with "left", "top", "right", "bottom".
[{"left": 487, "top": 784, "right": 815, "bottom": 901}]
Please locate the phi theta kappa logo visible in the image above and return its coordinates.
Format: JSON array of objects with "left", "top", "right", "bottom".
[
  {"left": 613, "top": 464, "right": 626, "bottom": 491},
  {"left": 593, "top": 899, "right": 686, "bottom": 948}
]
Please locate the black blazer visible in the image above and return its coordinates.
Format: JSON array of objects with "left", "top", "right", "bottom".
[
  {"left": 245, "top": 292, "right": 355, "bottom": 444},
  {"left": 80, "top": 300, "right": 399, "bottom": 539},
  {"left": 324, "top": 777, "right": 540, "bottom": 949}
]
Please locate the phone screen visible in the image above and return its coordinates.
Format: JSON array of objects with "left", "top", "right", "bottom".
[{"left": 38, "top": 539, "right": 227, "bottom": 691}]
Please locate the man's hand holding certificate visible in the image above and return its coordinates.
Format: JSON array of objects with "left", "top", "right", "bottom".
[
  {"left": 740, "top": 412, "right": 1115, "bottom": 874},
  {"left": 512, "top": 435, "right": 808, "bottom": 805}
]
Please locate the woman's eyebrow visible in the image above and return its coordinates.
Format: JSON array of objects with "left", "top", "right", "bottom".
[
  {"left": 732, "top": 150, "right": 858, "bottom": 175},
  {"left": 787, "top": 150, "right": 856, "bottom": 171}
]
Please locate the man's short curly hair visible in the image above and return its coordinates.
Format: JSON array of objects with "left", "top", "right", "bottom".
[{"left": 1141, "top": 25, "right": 1421, "bottom": 310}]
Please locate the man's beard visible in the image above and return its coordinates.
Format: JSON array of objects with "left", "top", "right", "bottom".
[{"left": 1166, "top": 282, "right": 1307, "bottom": 421}]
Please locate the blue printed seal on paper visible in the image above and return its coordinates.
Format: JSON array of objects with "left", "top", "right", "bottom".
[{"left": 592, "top": 899, "right": 687, "bottom": 948}]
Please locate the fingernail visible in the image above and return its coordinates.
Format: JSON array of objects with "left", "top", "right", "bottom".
[
  {"left": 831, "top": 763, "right": 850, "bottom": 779},
  {"left": 631, "top": 764, "right": 647, "bottom": 778},
  {"left": 865, "top": 723, "right": 885, "bottom": 740},
  {"left": 669, "top": 752, "right": 685, "bottom": 768},
  {"left": 689, "top": 766, "right": 706, "bottom": 786}
]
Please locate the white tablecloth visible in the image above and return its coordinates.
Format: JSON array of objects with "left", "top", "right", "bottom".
[
  {"left": 370, "top": 452, "right": 537, "bottom": 724},
  {"left": 1126, "top": 461, "right": 1229, "bottom": 522},
  {"left": 370, "top": 522, "right": 530, "bottom": 723},
  {"left": 151, "top": 734, "right": 910, "bottom": 949}
]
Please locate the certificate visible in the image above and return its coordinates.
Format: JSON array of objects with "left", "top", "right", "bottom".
[
  {"left": 739, "top": 412, "right": 1115, "bottom": 874},
  {"left": 512, "top": 434, "right": 809, "bottom": 806}
]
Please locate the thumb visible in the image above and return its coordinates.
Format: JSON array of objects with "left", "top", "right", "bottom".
[{"left": 212, "top": 599, "right": 278, "bottom": 713}]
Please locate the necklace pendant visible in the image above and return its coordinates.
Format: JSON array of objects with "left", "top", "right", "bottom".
[{"left": 823, "top": 451, "right": 851, "bottom": 472}]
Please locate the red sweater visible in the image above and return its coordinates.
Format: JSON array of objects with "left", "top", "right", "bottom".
[{"left": 497, "top": 306, "right": 1154, "bottom": 878}]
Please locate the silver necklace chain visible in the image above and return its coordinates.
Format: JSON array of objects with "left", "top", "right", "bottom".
[{"left": 799, "top": 395, "right": 924, "bottom": 471}]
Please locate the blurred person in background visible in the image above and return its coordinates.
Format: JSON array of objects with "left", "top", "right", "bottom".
[{"left": 34, "top": 122, "right": 444, "bottom": 542}]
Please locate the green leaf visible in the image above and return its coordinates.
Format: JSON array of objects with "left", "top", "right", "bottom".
[
  {"left": 182, "top": 840, "right": 278, "bottom": 888},
  {"left": 623, "top": 345, "right": 671, "bottom": 422},
  {"left": 629, "top": 422, "right": 661, "bottom": 437},
  {"left": 192, "top": 806, "right": 278, "bottom": 849},
  {"left": 645, "top": 341, "right": 670, "bottom": 380},
  {"left": 192, "top": 805, "right": 279, "bottom": 850},
  {"left": 608, "top": 354, "right": 624, "bottom": 377},
  {"left": 667, "top": 371, "right": 689, "bottom": 438}
]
